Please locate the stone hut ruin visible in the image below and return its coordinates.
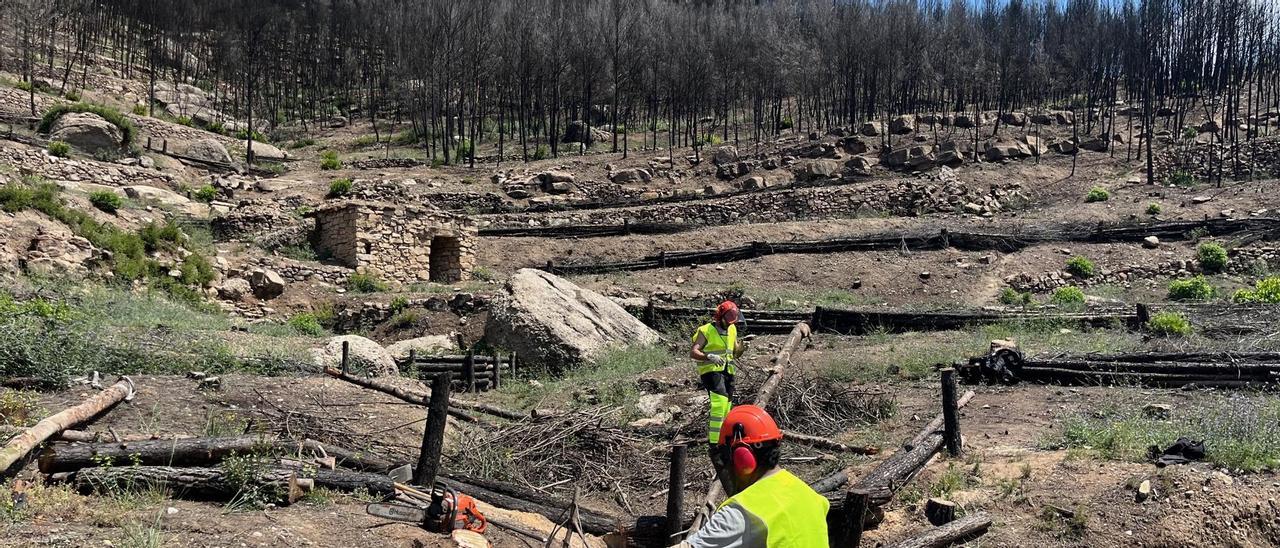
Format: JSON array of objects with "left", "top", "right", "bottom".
[{"left": 307, "top": 200, "right": 477, "bottom": 284}]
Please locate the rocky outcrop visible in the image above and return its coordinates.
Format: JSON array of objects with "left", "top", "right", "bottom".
[
  {"left": 50, "top": 113, "right": 123, "bottom": 154},
  {"left": 485, "top": 269, "right": 660, "bottom": 369},
  {"left": 610, "top": 168, "right": 652, "bottom": 184},
  {"left": 312, "top": 335, "right": 398, "bottom": 376},
  {"left": 184, "top": 138, "right": 232, "bottom": 165},
  {"left": 386, "top": 335, "right": 458, "bottom": 361},
  {"left": 563, "top": 121, "right": 611, "bottom": 144},
  {"left": 711, "top": 145, "right": 739, "bottom": 165},
  {"left": 249, "top": 268, "right": 287, "bottom": 299}
]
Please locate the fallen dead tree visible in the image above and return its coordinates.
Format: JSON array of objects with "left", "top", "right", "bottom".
[
  {"left": 885, "top": 512, "right": 992, "bottom": 548},
  {"left": 73, "top": 465, "right": 394, "bottom": 501},
  {"left": 0, "top": 378, "right": 135, "bottom": 477},
  {"left": 39, "top": 435, "right": 269, "bottom": 473},
  {"left": 961, "top": 349, "right": 1280, "bottom": 387},
  {"left": 323, "top": 367, "right": 524, "bottom": 421},
  {"left": 541, "top": 217, "right": 1280, "bottom": 275}
]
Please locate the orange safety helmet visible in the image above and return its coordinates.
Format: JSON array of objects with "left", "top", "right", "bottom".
[
  {"left": 714, "top": 300, "right": 741, "bottom": 324},
  {"left": 718, "top": 405, "right": 783, "bottom": 477}
]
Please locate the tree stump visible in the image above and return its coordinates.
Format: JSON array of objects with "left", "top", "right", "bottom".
[{"left": 924, "top": 498, "right": 956, "bottom": 526}]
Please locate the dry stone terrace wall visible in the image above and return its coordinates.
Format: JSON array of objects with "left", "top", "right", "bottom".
[
  {"left": 0, "top": 145, "right": 175, "bottom": 187},
  {"left": 1007, "top": 246, "right": 1280, "bottom": 293},
  {"left": 309, "top": 201, "right": 478, "bottom": 285},
  {"left": 1154, "top": 137, "right": 1280, "bottom": 183},
  {"left": 479, "top": 179, "right": 1027, "bottom": 229},
  {"left": 254, "top": 256, "right": 350, "bottom": 286}
]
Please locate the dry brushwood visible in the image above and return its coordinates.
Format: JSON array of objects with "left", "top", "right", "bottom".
[
  {"left": 448, "top": 407, "right": 665, "bottom": 504},
  {"left": 767, "top": 375, "right": 896, "bottom": 437}
]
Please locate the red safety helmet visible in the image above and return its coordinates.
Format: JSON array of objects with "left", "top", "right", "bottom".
[
  {"left": 714, "top": 300, "right": 741, "bottom": 324},
  {"left": 718, "top": 405, "right": 783, "bottom": 477}
]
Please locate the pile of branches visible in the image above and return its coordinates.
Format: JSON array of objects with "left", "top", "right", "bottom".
[
  {"left": 766, "top": 375, "right": 896, "bottom": 437},
  {"left": 448, "top": 407, "right": 666, "bottom": 500}
]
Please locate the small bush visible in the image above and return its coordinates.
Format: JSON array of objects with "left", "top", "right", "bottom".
[
  {"left": 389, "top": 296, "right": 409, "bottom": 314},
  {"left": 1146, "top": 203, "right": 1161, "bottom": 215},
  {"left": 176, "top": 116, "right": 194, "bottom": 127},
  {"left": 471, "top": 266, "right": 495, "bottom": 282},
  {"left": 347, "top": 273, "right": 389, "bottom": 293},
  {"left": 47, "top": 140, "right": 71, "bottom": 157},
  {"left": 132, "top": 104, "right": 148, "bottom": 116},
  {"left": 1065, "top": 256, "right": 1096, "bottom": 278},
  {"left": 1167, "top": 276, "right": 1215, "bottom": 301},
  {"left": 89, "top": 190, "right": 123, "bottom": 213},
  {"left": 1050, "top": 286, "right": 1086, "bottom": 306},
  {"left": 327, "top": 178, "right": 353, "bottom": 198},
  {"left": 63, "top": 90, "right": 81, "bottom": 101},
  {"left": 390, "top": 310, "right": 419, "bottom": 328},
  {"left": 1169, "top": 170, "right": 1196, "bottom": 186},
  {"left": 998, "top": 288, "right": 1033, "bottom": 307},
  {"left": 1085, "top": 187, "right": 1110, "bottom": 202},
  {"left": 319, "top": 150, "right": 341, "bottom": 170},
  {"left": 193, "top": 185, "right": 218, "bottom": 203},
  {"left": 1232, "top": 276, "right": 1280, "bottom": 304},
  {"left": 1196, "top": 242, "right": 1228, "bottom": 272},
  {"left": 532, "top": 144, "right": 549, "bottom": 160},
  {"left": 234, "top": 128, "right": 266, "bottom": 142},
  {"left": 287, "top": 313, "right": 324, "bottom": 337},
  {"left": 1147, "top": 311, "right": 1191, "bottom": 336},
  {"left": 779, "top": 116, "right": 794, "bottom": 130},
  {"left": 1182, "top": 127, "right": 1197, "bottom": 140},
  {"left": 289, "top": 138, "right": 316, "bottom": 149}
]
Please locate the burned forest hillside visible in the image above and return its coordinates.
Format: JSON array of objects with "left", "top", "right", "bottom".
[{"left": 2, "top": 0, "right": 1280, "bottom": 547}]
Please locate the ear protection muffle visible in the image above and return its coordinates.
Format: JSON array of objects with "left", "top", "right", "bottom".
[{"left": 727, "top": 422, "right": 758, "bottom": 476}]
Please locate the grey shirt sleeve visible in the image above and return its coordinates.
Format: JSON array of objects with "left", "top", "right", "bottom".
[{"left": 685, "top": 504, "right": 765, "bottom": 548}]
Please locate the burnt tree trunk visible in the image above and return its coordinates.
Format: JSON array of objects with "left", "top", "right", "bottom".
[
  {"left": 885, "top": 512, "right": 992, "bottom": 548},
  {"left": 39, "top": 435, "right": 268, "bottom": 473}
]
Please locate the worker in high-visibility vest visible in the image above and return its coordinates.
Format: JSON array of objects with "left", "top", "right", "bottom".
[
  {"left": 672, "top": 405, "right": 830, "bottom": 548},
  {"left": 690, "top": 301, "right": 748, "bottom": 467}
]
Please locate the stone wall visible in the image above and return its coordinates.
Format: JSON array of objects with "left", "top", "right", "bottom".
[
  {"left": 0, "top": 144, "right": 176, "bottom": 188},
  {"left": 1006, "top": 246, "right": 1280, "bottom": 293},
  {"left": 309, "top": 201, "right": 478, "bottom": 285},
  {"left": 1154, "top": 137, "right": 1280, "bottom": 183},
  {"left": 480, "top": 176, "right": 1027, "bottom": 229}
]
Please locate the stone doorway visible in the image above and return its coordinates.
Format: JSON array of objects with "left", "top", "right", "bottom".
[{"left": 429, "top": 235, "right": 463, "bottom": 283}]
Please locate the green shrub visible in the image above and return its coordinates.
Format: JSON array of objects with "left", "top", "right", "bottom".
[
  {"left": 1050, "top": 286, "right": 1086, "bottom": 306},
  {"left": 194, "top": 185, "right": 218, "bottom": 203},
  {"left": 1232, "top": 276, "right": 1280, "bottom": 304},
  {"left": 998, "top": 288, "right": 1033, "bottom": 307},
  {"left": 1182, "top": 127, "right": 1198, "bottom": 140},
  {"left": 390, "top": 310, "right": 419, "bottom": 328},
  {"left": 391, "top": 129, "right": 418, "bottom": 146},
  {"left": 1145, "top": 203, "right": 1161, "bottom": 215},
  {"left": 327, "top": 178, "right": 353, "bottom": 198},
  {"left": 15, "top": 80, "right": 32, "bottom": 92},
  {"left": 63, "top": 90, "right": 81, "bottom": 101},
  {"left": 1196, "top": 242, "right": 1228, "bottom": 272},
  {"left": 779, "top": 116, "right": 794, "bottom": 130},
  {"left": 471, "top": 266, "right": 495, "bottom": 282},
  {"left": 1169, "top": 170, "right": 1196, "bottom": 186},
  {"left": 1085, "top": 187, "right": 1110, "bottom": 202},
  {"left": 132, "top": 104, "right": 148, "bottom": 116},
  {"left": 234, "top": 129, "right": 266, "bottom": 142},
  {"left": 1167, "top": 276, "right": 1215, "bottom": 301},
  {"left": 1147, "top": 312, "right": 1191, "bottom": 336},
  {"left": 347, "top": 273, "right": 389, "bottom": 293},
  {"left": 287, "top": 313, "right": 324, "bottom": 336},
  {"left": 1065, "top": 256, "right": 1096, "bottom": 278},
  {"left": 289, "top": 138, "right": 316, "bottom": 149},
  {"left": 319, "top": 150, "right": 341, "bottom": 170},
  {"left": 88, "top": 190, "right": 123, "bottom": 213},
  {"left": 176, "top": 116, "right": 194, "bottom": 127},
  {"left": 389, "top": 296, "right": 409, "bottom": 314},
  {"left": 532, "top": 144, "right": 549, "bottom": 160},
  {"left": 38, "top": 103, "right": 136, "bottom": 147},
  {"left": 47, "top": 140, "right": 70, "bottom": 157}
]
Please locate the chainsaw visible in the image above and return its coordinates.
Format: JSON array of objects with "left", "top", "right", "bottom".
[{"left": 367, "top": 483, "right": 487, "bottom": 534}]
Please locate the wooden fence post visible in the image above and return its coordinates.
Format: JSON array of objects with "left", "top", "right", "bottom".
[
  {"left": 508, "top": 352, "right": 518, "bottom": 379},
  {"left": 941, "top": 368, "right": 962, "bottom": 456},
  {"left": 407, "top": 349, "right": 416, "bottom": 373},
  {"left": 340, "top": 341, "right": 350, "bottom": 374},
  {"left": 413, "top": 372, "right": 451, "bottom": 486},
  {"left": 832, "top": 488, "right": 871, "bottom": 548},
  {"left": 665, "top": 444, "right": 688, "bottom": 543},
  {"left": 463, "top": 350, "right": 476, "bottom": 393},
  {"left": 491, "top": 351, "right": 501, "bottom": 391}
]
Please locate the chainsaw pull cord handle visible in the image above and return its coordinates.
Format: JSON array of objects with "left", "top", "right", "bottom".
[{"left": 440, "top": 483, "right": 459, "bottom": 530}]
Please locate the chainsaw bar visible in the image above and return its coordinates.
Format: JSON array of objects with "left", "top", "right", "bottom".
[{"left": 366, "top": 502, "right": 427, "bottom": 524}]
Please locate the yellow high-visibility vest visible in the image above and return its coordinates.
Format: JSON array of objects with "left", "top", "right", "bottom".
[
  {"left": 693, "top": 322, "right": 737, "bottom": 375},
  {"left": 718, "top": 469, "right": 830, "bottom": 547}
]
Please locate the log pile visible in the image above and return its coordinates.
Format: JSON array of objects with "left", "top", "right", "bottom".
[{"left": 962, "top": 349, "right": 1280, "bottom": 388}]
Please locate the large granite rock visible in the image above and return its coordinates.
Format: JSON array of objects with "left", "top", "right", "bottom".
[
  {"left": 50, "top": 113, "right": 123, "bottom": 154},
  {"left": 386, "top": 335, "right": 458, "bottom": 362},
  {"left": 312, "top": 335, "right": 399, "bottom": 377},
  {"left": 184, "top": 138, "right": 232, "bottom": 165},
  {"left": 484, "top": 269, "right": 659, "bottom": 369}
]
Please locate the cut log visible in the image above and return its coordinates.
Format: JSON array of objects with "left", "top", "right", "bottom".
[
  {"left": 685, "top": 322, "right": 809, "bottom": 539},
  {"left": 0, "top": 378, "right": 134, "bottom": 476},
  {"left": 784, "top": 430, "right": 878, "bottom": 455},
  {"left": 810, "top": 470, "right": 849, "bottom": 494},
  {"left": 0, "top": 427, "right": 190, "bottom": 444},
  {"left": 74, "top": 465, "right": 394, "bottom": 501},
  {"left": 924, "top": 498, "right": 956, "bottom": 526},
  {"left": 885, "top": 512, "right": 992, "bottom": 548},
  {"left": 39, "top": 435, "right": 269, "bottom": 473},
  {"left": 323, "top": 367, "right": 522, "bottom": 421},
  {"left": 437, "top": 475, "right": 618, "bottom": 536}
]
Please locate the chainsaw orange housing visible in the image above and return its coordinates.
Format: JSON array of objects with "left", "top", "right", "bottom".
[{"left": 451, "top": 494, "right": 487, "bottom": 534}]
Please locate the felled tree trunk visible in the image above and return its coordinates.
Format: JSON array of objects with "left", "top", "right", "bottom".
[
  {"left": 74, "top": 465, "right": 394, "bottom": 501},
  {"left": 0, "top": 379, "right": 134, "bottom": 476},
  {"left": 885, "top": 512, "right": 992, "bottom": 548},
  {"left": 39, "top": 435, "right": 268, "bottom": 473}
]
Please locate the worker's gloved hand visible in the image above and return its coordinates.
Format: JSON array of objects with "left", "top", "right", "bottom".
[{"left": 705, "top": 354, "right": 726, "bottom": 366}]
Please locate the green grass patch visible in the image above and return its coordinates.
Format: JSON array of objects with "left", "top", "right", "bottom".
[
  {"left": 496, "top": 344, "right": 673, "bottom": 412},
  {"left": 1084, "top": 186, "right": 1110, "bottom": 202},
  {"left": 1167, "top": 276, "right": 1215, "bottom": 301},
  {"left": 998, "top": 288, "right": 1034, "bottom": 307},
  {"left": 88, "top": 190, "right": 123, "bottom": 213},
  {"left": 1146, "top": 203, "right": 1162, "bottom": 215},
  {"left": 194, "top": 185, "right": 218, "bottom": 203},
  {"left": 1232, "top": 276, "right": 1280, "bottom": 304},
  {"left": 47, "top": 140, "right": 70, "bottom": 157},
  {"left": 1049, "top": 286, "right": 1085, "bottom": 308},
  {"left": 1147, "top": 311, "right": 1191, "bottom": 336},
  {"left": 319, "top": 150, "right": 341, "bottom": 170},
  {"left": 347, "top": 273, "right": 389, "bottom": 293},
  {"left": 1050, "top": 394, "right": 1280, "bottom": 471}
]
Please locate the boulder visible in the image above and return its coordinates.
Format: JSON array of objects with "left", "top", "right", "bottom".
[
  {"left": 838, "top": 137, "right": 868, "bottom": 155},
  {"left": 740, "top": 176, "right": 767, "bottom": 191},
  {"left": 1142, "top": 236, "right": 1160, "bottom": 249},
  {"left": 985, "top": 141, "right": 1032, "bottom": 161},
  {"left": 1053, "top": 111, "right": 1075, "bottom": 125},
  {"left": 885, "top": 145, "right": 934, "bottom": 169},
  {"left": 1022, "top": 135, "right": 1049, "bottom": 156},
  {"left": 1000, "top": 112, "right": 1027, "bottom": 126},
  {"left": 248, "top": 268, "right": 287, "bottom": 299},
  {"left": 312, "top": 335, "right": 398, "bottom": 377},
  {"left": 846, "top": 156, "right": 877, "bottom": 175},
  {"left": 1079, "top": 137, "right": 1109, "bottom": 152},
  {"left": 610, "top": 168, "right": 652, "bottom": 184},
  {"left": 249, "top": 141, "right": 290, "bottom": 161},
  {"left": 889, "top": 114, "right": 916, "bottom": 134},
  {"left": 50, "top": 112, "right": 123, "bottom": 154},
  {"left": 952, "top": 114, "right": 977, "bottom": 128},
  {"left": 794, "top": 159, "right": 842, "bottom": 180},
  {"left": 563, "top": 120, "right": 611, "bottom": 144},
  {"left": 711, "top": 145, "right": 739, "bottom": 165},
  {"left": 184, "top": 138, "right": 232, "bottom": 165},
  {"left": 1197, "top": 119, "right": 1221, "bottom": 133},
  {"left": 217, "top": 277, "right": 253, "bottom": 301},
  {"left": 123, "top": 185, "right": 191, "bottom": 208},
  {"left": 538, "top": 171, "right": 575, "bottom": 185},
  {"left": 484, "top": 269, "right": 659, "bottom": 369},
  {"left": 859, "top": 121, "right": 882, "bottom": 137},
  {"left": 1051, "top": 140, "right": 1078, "bottom": 154},
  {"left": 385, "top": 335, "right": 458, "bottom": 362},
  {"left": 255, "top": 178, "right": 304, "bottom": 192}
]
